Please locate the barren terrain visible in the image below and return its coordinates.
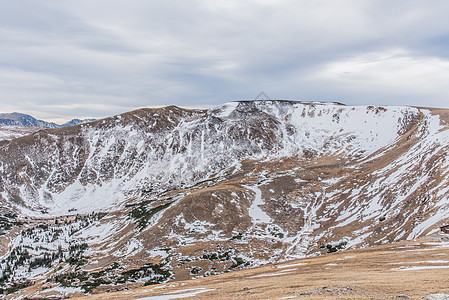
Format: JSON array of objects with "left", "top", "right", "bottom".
[{"left": 73, "top": 236, "right": 449, "bottom": 300}]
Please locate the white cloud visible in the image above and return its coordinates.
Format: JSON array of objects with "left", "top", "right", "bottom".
[
  {"left": 2, "top": 0, "right": 449, "bottom": 120},
  {"left": 313, "top": 49, "right": 449, "bottom": 106}
]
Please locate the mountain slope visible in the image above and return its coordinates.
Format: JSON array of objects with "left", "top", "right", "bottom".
[
  {"left": 0, "top": 101, "right": 425, "bottom": 215},
  {"left": 1, "top": 100, "right": 449, "bottom": 298},
  {"left": 71, "top": 237, "right": 449, "bottom": 300}
]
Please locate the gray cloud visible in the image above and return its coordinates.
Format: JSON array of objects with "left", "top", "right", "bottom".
[{"left": 1, "top": 0, "right": 449, "bottom": 121}]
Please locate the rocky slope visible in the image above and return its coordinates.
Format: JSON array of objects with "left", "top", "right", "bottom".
[{"left": 1, "top": 100, "right": 449, "bottom": 298}]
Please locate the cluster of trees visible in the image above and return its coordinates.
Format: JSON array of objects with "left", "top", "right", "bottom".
[
  {"left": 49, "top": 261, "right": 172, "bottom": 293},
  {"left": 0, "top": 211, "right": 108, "bottom": 295},
  {"left": 0, "top": 212, "right": 21, "bottom": 235},
  {"left": 129, "top": 200, "right": 174, "bottom": 230},
  {"left": 0, "top": 279, "right": 32, "bottom": 295},
  {"left": 0, "top": 242, "right": 88, "bottom": 289},
  {"left": 0, "top": 213, "right": 98, "bottom": 295}
]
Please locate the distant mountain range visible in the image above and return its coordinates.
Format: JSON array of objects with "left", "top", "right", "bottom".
[{"left": 0, "top": 112, "right": 95, "bottom": 128}]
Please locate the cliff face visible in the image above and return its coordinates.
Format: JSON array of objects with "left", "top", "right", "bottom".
[{"left": 1, "top": 100, "right": 449, "bottom": 297}]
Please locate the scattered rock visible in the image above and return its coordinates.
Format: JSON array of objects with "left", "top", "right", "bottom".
[
  {"left": 423, "top": 294, "right": 449, "bottom": 300},
  {"left": 298, "top": 291, "right": 312, "bottom": 296},
  {"left": 297, "top": 286, "right": 365, "bottom": 297}
]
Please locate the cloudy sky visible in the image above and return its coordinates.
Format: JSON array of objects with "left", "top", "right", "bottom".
[{"left": 1, "top": 0, "right": 449, "bottom": 122}]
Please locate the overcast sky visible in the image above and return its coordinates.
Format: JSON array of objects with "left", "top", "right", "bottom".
[{"left": 1, "top": 0, "right": 449, "bottom": 122}]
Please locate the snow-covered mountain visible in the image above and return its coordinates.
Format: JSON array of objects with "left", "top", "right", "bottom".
[
  {"left": 60, "top": 118, "right": 97, "bottom": 127},
  {"left": 0, "top": 112, "right": 95, "bottom": 128},
  {"left": 1, "top": 100, "right": 449, "bottom": 298},
  {"left": 0, "top": 113, "right": 96, "bottom": 142}
]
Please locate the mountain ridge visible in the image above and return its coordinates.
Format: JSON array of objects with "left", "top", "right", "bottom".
[
  {"left": 0, "top": 112, "right": 95, "bottom": 128},
  {"left": 1, "top": 100, "right": 449, "bottom": 298}
]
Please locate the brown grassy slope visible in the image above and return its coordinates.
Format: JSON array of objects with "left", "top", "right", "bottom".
[{"left": 73, "top": 235, "right": 449, "bottom": 300}]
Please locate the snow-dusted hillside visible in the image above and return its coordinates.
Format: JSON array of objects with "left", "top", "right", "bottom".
[
  {"left": 0, "top": 101, "right": 422, "bottom": 215},
  {"left": 1, "top": 100, "right": 449, "bottom": 298},
  {"left": 0, "top": 126, "right": 42, "bottom": 141}
]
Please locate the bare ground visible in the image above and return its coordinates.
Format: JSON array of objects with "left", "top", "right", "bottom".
[{"left": 71, "top": 235, "right": 449, "bottom": 300}]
